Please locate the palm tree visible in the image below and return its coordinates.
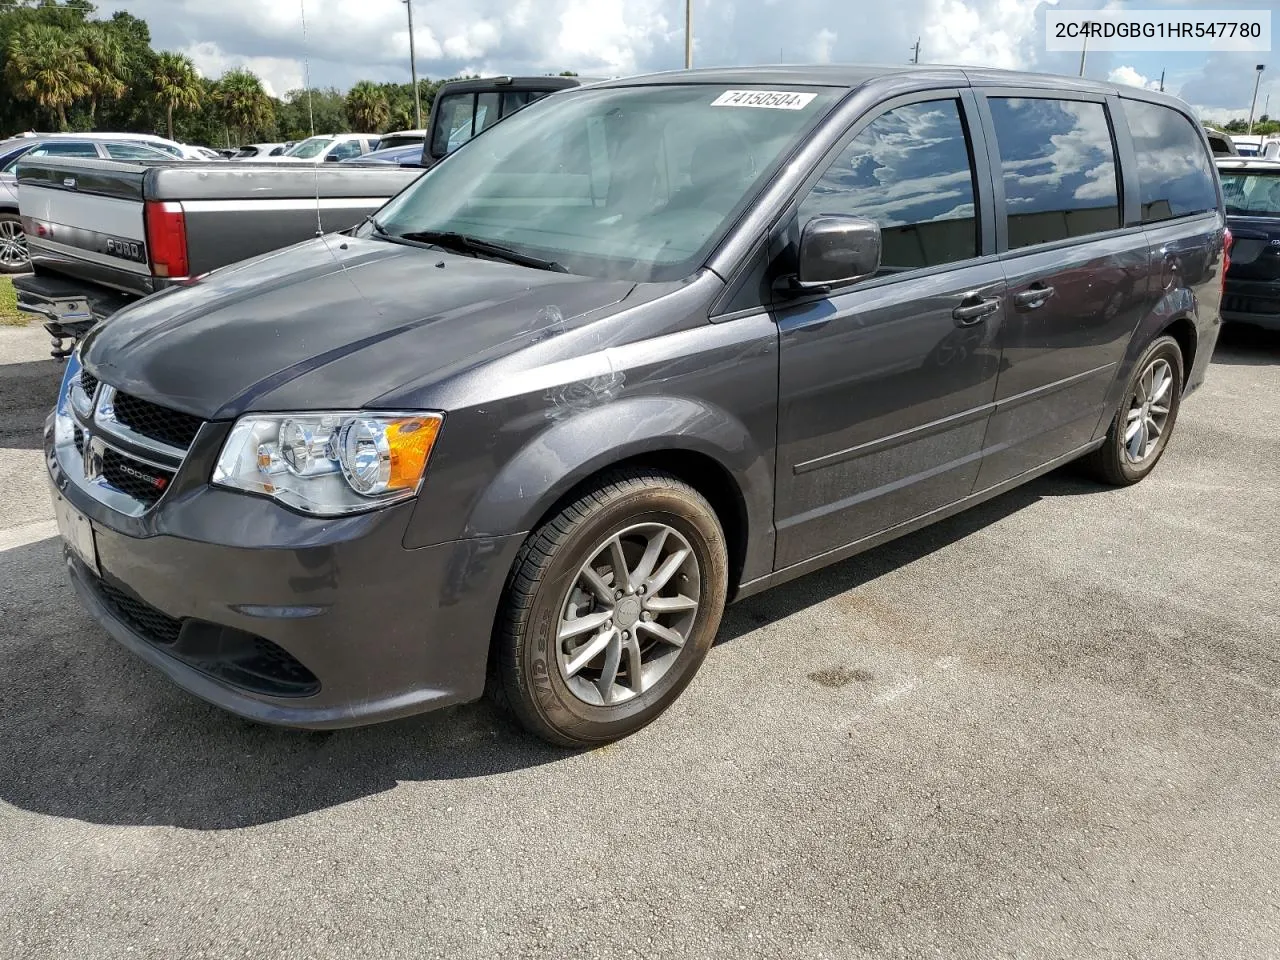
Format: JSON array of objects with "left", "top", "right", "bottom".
[
  {"left": 216, "top": 68, "right": 274, "bottom": 144},
  {"left": 4, "top": 24, "right": 91, "bottom": 130},
  {"left": 345, "top": 81, "right": 390, "bottom": 133},
  {"left": 153, "top": 52, "right": 203, "bottom": 141},
  {"left": 77, "top": 24, "right": 128, "bottom": 126}
]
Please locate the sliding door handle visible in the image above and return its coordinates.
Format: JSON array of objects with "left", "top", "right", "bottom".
[{"left": 1014, "top": 284, "right": 1056, "bottom": 308}]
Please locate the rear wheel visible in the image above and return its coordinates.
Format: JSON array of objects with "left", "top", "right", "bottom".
[
  {"left": 1083, "top": 335, "right": 1184, "bottom": 485},
  {"left": 0, "top": 212, "right": 28, "bottom": 274},
  {"left": 493, "top": 470, "right": 728, "bottom": 747}
]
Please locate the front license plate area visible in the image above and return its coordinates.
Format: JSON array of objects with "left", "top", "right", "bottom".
[{"left": 54, "top": 495, "right": 99, "bottom": 576}]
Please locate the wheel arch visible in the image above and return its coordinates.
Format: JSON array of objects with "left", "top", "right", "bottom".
[{"left": 461, "top": 395, "right": 774, "bottom": 595}]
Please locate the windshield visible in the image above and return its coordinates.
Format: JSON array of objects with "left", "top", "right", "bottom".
[
  {"left": 1221, "top": 170, "right": 1280, "bottom": 216},
  {"left": 285, "top": 136, "right": 333, "bottom": 158},
  {"left": 373, "top": 84, "right": 837, "bottom": 282}
]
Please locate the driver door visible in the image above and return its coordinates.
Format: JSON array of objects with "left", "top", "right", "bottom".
[{"left": 772, "top": 95, "right": 1004, "bottom": 568}]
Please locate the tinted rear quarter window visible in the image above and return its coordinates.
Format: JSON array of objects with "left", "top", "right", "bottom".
[
  {"left": 1120, "top": 99, "right": 1217, "bottom": 223},
  {"left": 988, "top": 97, "right": 1120, "bottom": 249},
  {"left": 798, "top": 99, "right": 979, "bottom": 273}
]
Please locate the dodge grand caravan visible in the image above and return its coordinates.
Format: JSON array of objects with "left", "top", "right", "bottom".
[{"left": 48, "top": 66, "right": 1227, "bottom": 746}]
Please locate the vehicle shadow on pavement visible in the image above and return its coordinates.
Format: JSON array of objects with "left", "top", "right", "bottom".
[
  {"left": 0, "top": 357, "right": 61, "bottom": 451},
  {"left": 0, "top": 536, "right": 570, "bottom": 830},
  {"left": 1212, "top": 324, "right": 1280, "bottom": 366},
  {"left": 0, "top": 470, "right": 1105, "bottom": 832}
]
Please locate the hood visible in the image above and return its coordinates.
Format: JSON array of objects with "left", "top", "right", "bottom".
[{"left": 82, "top": 236, "right": 634, "bottom": 419}]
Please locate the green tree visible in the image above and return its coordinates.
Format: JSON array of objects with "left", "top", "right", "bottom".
[
  {"left": 4, "top": 22, "right": 90, "bottom": 129},
  {"left": 77, "top": 22, "right": 127, "bottom": 125},
  {"left": 345, "top": 79, "right": 390, "bottom": 132},
  {"left": 216, "top": 67, "right": 274, "bottom": 144},
  {"left": 152, "top": 51, "right": 201, "bottom": 140}
]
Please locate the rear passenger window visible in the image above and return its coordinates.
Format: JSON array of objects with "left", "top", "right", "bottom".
[
  {"left": 988, "top": 98, "right": 1120, "bottom": 249},
  {"left": 798, "top": 99, "right": 978, "bottom": 273},
  {"left": 1120, "top": 100, "right": 1217, "bottom": 223}
]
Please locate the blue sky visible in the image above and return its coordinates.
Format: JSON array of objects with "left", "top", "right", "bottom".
[{"left": 95, "top": 0, "right": 1278, "bottom": 120}]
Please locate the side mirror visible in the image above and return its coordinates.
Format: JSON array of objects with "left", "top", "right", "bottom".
[
  {"left": 789, "top": 215, "right": 882, "bottom": 295},
  {"left": 324, "top": 153, "right": 340, "bottom": 162}
]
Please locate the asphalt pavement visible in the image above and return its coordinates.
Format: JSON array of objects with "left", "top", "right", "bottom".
[{"left": 1, "top": 321, "right": 1277, "bottom": 959}]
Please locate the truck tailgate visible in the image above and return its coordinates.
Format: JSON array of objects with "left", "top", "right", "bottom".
[{"left": 17, "top": 157, "right": 156, "bottom": 297}]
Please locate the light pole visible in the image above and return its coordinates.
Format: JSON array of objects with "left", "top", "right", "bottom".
[
  {"left": 1078, "top": 22, "right": 1094, "bottom": 77},
  {"left": 403, "top": 0, "right": 423, "bottom": 129},
  {"left": 684, "top": 0, "right": 692, "bottom": 69},
  {"left": 1248, "top": 64, "right": 1266, "bottom": 134}
]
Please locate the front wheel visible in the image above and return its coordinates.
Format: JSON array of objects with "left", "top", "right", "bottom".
[
  {"left": 493, "top": 470, "right": 728, "bottom": 747},
  {"left": 0, "top": 212, "right": 29, "bottom": 274},
  {"left": 1083, "top": 334, "right": 1184, "bottom": 485}
]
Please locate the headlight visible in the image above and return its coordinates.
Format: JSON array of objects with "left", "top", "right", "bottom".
[{"left": 212, "top": 411, "right": 443, "bottom": 515}]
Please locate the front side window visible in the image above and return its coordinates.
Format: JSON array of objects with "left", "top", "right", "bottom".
[
  {"left": 327, "top": 140, "right": 362, "bottom": 161},
  {"left": 988, "top": 97, "right": 1120, "bottom": 249},
  {"left": 1220, "top": 169, "right": 1280, "bottom": 217},
  {"left": 31, "top": 142, "right": 98, "bottom": 158},
  {"left": 375, "top": 84, "right": 838, "bottom": 282},
  {"left": 285, "top": 136, "right": 334, "bottom": 159},
  {"left": 105, "top": 143, "right": 166, "bottom": 160},
  {"left": 798, "top": 99, "right": 979, "bottom": 273},
  {"left": 1121, "top": 100, "right": 1217, "bottom": 223}
]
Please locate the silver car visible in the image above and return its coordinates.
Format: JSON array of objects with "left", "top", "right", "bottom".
[{"left": 0, "top": 136, "right": 172, "bottom": 273}]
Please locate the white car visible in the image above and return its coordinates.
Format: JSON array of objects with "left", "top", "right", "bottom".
[
  {"left": 265, "top": 133, "right": 380, "bottom": 164},
  {"left": 35, "top": 131, "right": 206, "bottom": 160},
  {"left": 230, "top": 142, "right": 289, "bottom": 160}
]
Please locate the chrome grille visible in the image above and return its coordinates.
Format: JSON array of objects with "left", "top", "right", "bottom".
[
  {"left": 56, "top": 363, "right": 204, "bottom": 516},
  {"left": 111, "top": 391, "right": 203, "bottom": 450}
]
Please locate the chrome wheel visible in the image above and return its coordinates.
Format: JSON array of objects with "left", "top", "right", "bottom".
[
  {"left": 0, "top": 218, "right": 27, "bottom": 269},
  {"left": 556, "top": 522, "right": 701, "bottom": 706},
  {"left": 1123, "top": 358, "right": 1173, "bottom": 464}
]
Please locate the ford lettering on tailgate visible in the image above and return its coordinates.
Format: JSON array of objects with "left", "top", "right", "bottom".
[{"left": 104, "top": 236, "right": 147, "bottom": 263}]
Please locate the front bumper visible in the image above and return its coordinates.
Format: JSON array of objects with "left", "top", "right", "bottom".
[
  {"left": 47, "top": 418, "right": 524, "bottom": 728},
  {"left": 1222, "top": 280, "right": 1280, "bottom": 330}
]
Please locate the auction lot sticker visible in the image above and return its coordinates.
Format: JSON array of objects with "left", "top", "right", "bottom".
[{"left": 711, "top": 90, "right": 817, "bottom": 110}]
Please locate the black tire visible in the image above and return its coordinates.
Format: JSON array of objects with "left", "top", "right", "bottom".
[
  {"left": 0, "top": 211, "right": 28, "bottom": 274},
  {"left": 1082, "top": 334, "right": 1184, "bottom": 486},
  {"left": 492, "top": 470, "right": 729, "bottom": 748}
]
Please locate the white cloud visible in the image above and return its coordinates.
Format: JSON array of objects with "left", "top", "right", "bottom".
[
  {"left": 182, "top": 42, "right": 304, "bottom": 98},
  {"left": 810, "top": 29, "right": 836, "bottom": 65},
  {"left": 923, "top": 0, "right": 1042, "bottom": 70},
  {"left": 1108, "top": 65, "right": 1159, "bottom": 91}
]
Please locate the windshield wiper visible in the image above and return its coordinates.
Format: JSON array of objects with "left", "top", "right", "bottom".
[{"left": 395, "top": 230, "right": 567, "bottom": 273}]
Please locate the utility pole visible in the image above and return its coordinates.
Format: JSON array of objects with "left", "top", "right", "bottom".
[
  {"left": 910, "top": 38, "right": 920, "bottom": 64},
  {"left": 684, "top": 0, "right": 693, "bottom": 69},
  {"left": 404, "top": 0, "right": 423, "bottom": 129},
  {"left": 1158, "top": 69, "right": 1165, "bottom": 93},
  {"left": 1078, "top": 25, "right": 1091, "bottom": 77},
  {"left": 1248, "top": 63, "right": 1265, "bottom": 134}
]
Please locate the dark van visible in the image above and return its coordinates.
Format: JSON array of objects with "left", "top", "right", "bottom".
[
  {"left": 49, "top": 66, "right": 1227, "bottom": 746},
  {"left": 1218, "top": 157, "right": 1280, "bottom": 329}
]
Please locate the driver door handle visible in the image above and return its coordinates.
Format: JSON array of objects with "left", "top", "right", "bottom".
[{"left": 952, "top": 294, "right": 1001, "bottom": 326}]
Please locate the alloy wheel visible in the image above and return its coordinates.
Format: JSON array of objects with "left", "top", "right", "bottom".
[
  {"left": 556, "top": 522, "right": 701, "bottom": 707},
  {"left": 1123, "top": 358, "right": 1173, "bottom": 463},
  {"left": 0, "top": 218, "right": 28, "bottom": 269}
]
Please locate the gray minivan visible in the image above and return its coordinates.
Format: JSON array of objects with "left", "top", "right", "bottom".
[{"left": 48, "top": 66, "right": 1227, "bottom": 746}]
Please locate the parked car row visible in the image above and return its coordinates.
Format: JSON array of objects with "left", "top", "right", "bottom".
[{"left": 25, "top": 64, "right": 1233, "bottom": 747}]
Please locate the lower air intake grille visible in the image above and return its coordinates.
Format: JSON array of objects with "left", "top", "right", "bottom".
[{"left": 97, "top": 580, "right": 183, "bottom": 646}]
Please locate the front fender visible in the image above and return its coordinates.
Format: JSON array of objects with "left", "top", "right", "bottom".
[{"left": 462, "top": 394, "right": 775, "bottom": 584}]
